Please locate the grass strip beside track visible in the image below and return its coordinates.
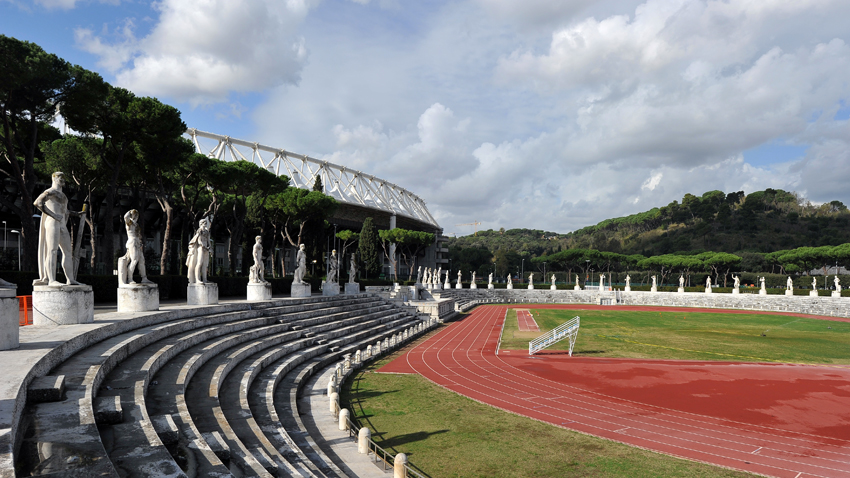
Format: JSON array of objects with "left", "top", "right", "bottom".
[
  {"left": 500, "top": 308, "right": 850, "bottom": 365},
  {"left": 342, "top": 342, "right": 757, "bottom": 478}
]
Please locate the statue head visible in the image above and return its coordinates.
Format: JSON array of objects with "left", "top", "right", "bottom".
[
  {"left": 52, "top": 171, "right": 66, "bottom": 187},
  {"left": 331, "top": 249, "right": 336, "bottom": 256},
  {"left": 255, "top": 235, "right": 262, "bottom": 244},
  {"left": 299, "top": 243, "right": 305, "bottom": 251}
]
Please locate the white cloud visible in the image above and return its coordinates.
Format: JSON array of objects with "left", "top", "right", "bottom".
[{"left": 75, "top": 0, "right": 313, "bottom": 104}]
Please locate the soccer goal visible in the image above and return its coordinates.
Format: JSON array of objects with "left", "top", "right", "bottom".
[{"left": 529, "top": 316, "right": 580, "bottom": 356}]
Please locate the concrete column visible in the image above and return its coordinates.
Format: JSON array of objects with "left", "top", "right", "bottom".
[
  {"left": 366, "top": 345, "right": 373, "bottom": 358},
  {"left": 358, "top": 427, "right": 371, "bottom": 454},
  {"left": 329, "top": 392, "right": 339, "bottom": 415},
  {"left": 354, "top": 349, "right": 362, "bottom": 364},
  {"left": 327, "top": 377, "right": 337, "bottom": 396},
  {"left": 339, "top": 408, "right": 350, "bottom": 431},
  {"left": 394, "top": 452, "right": 408, "bottom": 478}
]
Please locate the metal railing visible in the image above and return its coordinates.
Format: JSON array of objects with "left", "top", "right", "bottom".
[{"left": 529, "top": 316, "right": 580, "bottom": 356}]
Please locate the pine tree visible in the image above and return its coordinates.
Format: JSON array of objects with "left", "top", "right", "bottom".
[
  {"left": 359, "top": 217, "right": 381, "bottom": 277},
  {"left": 312, "top": 175, "right": 323, "bottom": 192}
]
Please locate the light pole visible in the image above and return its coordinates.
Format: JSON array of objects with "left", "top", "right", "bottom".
[
  {"left": 10, "top": 230, "right": 20, "bottom": 271},
  {"left": 585, "top": 259, "right": 590, "bottom": 283},
  {"left": 543, "top": 261, "right": 547, "bottom": 281},
  {"left": 2, "top": 221, "right": 5, "bottom": 250}
]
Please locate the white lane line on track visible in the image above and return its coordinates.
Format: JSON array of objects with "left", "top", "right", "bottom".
[{"left": 406, "top": 305, "right": 850, "bottom": 477}]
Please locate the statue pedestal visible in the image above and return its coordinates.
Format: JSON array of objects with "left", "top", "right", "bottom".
[
  {"left": 345, "top": 283, "right": 360, "bottom": 294},
  {"left": 247, "top": 283, "right": 272, "bottom": 301},
  {"left": 187, "top": 283, "right": 218, "bottom": 305},
  {"left": 832, "top": 291, "right": 841, "bottom": 298},
  {"left": 678, "top": 287, "right": 684, "bottom": 293},
  {"left": 322, "top": 282, "right": 340, "bottom": 297},
  {"left": 759, "top": 289, "right": 767, "bottom": 295},
  {"left": 507, "top": 284, "right": 513, "bottom": 290},
  {"left": 489, "top": 284, "right": 495, "bottom": 290},
  {"left": 527, "top": 284, "right": 534, "bottom": 290},
  {"left": 574, "top": 285, "right": 581, "bottom": 291},
  {"left": 550, "top": 285, "right": 556, "bottom": 290},
  {"left": 470, "top": 283, "right": 477, "bottom": 289},
  {"left": 650, "top": 287, "right": 658, "bottom": 293},
  {"left": 785, "top": 290, "right": 793, "bottom": 296},
  {"left": 810, "top": 290, "right": 818, "bottom": 297},
  {"left": 455, "top": 283, "right": 462, "bottom": 289},
  {"left": 624, "top": 286, "right": 631, "bottom": 292},
  {"left": 33, "top": 285, "right": 94, "bottom": 326},
  {"left": 118, "top": 283, "right": 159, "bottom": 312},
  {"left": 705, "top": 287, "right": 712, "bottom": 294},
  {"left": 291, "top": 282, "right": 311, "bottom": 298},
  {"left": 732, "top": 288, "right": 739, "bottom": 294},
  {"left": 0, "top": 288, "right": 19, "bottom": 350}
]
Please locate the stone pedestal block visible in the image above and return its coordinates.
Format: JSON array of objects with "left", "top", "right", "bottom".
[
  {"left": 833, "top": 291, "right": 841, "bottom": 298},
  {"left": 0, "top": 288, "right": 19, "bottom": 350},
  {"left": 732, "top": 288, "right": 740, "bottom": 294},
  {"left": 705, "top": 287, "right": 712, "bottom": 294},
  {"left": 810, "top": 290, "right": 818, "bottom": 297},
  {"left": 759, "top": 289, "right": 767, "bottom": 295},
  {"left": 678, "top": 287, "right": 684, "bottom": 293},
  {"left": 489, "top": 284, "right": 495, "bottom": 290},
  {"left": 118, "top": 284, "right": 159, "bottom": 312},
  {"left": 507, "top": 284, "right": 513, "bottom": 289},
  {"left": 785, "top": 290, "right": 793, "bottom": 296},
  {"left": 550, "top": 285, "right": 557, "bottom": 290},
  {"left": 33, "top": 285, "right": 94, "bottom": 326},
  {"left": 323, "top": 282, "right": 340, "bottom": 297},
  {"left": 470, "top": 283, "right": 477, "bottom": 289},
  {"left": 345, "top": 283, "right": 360, "bottom": 294},
  {"left": 624, "top": 286, "right": 631, "bottom": 292},
  {"left": 291, "top": 282, "right": 311, "bottom": 298},
  {"left": 574, "top": 285, "right": 581, "bottom": 291},
  {"left": 455, "top": 283, "right": 462, "bottom": 289},
  {"left": 247, "top": 283, "right": 272, "bottom": 301},
  {"left": 651, "top": 286, "right": 658, "bottom": 293},
  {"left": 187, "top": 283, "right": 218, "bottom": 305},
  {"left": 527, "top": 284, "right": 534, "bottom": 290}
]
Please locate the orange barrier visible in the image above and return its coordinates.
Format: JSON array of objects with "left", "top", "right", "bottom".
[{"left": 18, "top": 295, "right": 32, "bottom": 326}]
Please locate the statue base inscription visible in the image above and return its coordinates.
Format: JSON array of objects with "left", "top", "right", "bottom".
[
  {"left": 810, "top": 290, "right": 818, "bottom": 297},
  {"left": 187, "top": 283, "right": 218, "bottom": 305},
  {"left": 678, "top": 287, "right": 684, "bottom": 293},
  {"left": 118, "top": 283, "right": 159, "bottom": 312},
  {"left": 489, "top": 284, "right": 495, "bottom": 290},
  {"left": 33, "top": 285, "right": 94, "bottom": 326},
  {"left": 247, "top": 283, "right": 272, "bottom": 301},
  {"left": 322, "top": 282, "right": 340, "bottom": 297},
  {"left": 345, "top": 283, "right": 360, "bottom": 295},
  {"left": 291, "top": 282, "right": 311, "bottom": 298},
  {"left": 0, "top": 288, "right": 19, "bottom": 350},
  {"left": 732, "top": 288, "right": 739, "bottom": 294},
  {"left": 785, "top": 290, "right": 793, "bottom": 296},
  {"left": 833, "top": 291, "right": 841, "bottom": 298}
]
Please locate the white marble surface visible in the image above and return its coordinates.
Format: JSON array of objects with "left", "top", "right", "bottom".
[
  {"left": 187, "top": 283, "right": 218, "bottom": 305},
  {"left": 33, "top": 285, "right": 94, "bottom": 325},
  {"left": 291, "top": 282, "right": 311, "bottom": 298},
  {"left": 117, "top": 284, "right": 159, "bottom": 312},
  {"left": 247, "top": 283, "right": 272, "bottom": 301},
  {"left": 0, "top": 295, "right": 18, "bottom": 350}
]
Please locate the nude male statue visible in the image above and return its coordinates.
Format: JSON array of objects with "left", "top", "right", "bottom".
[
  {"left": 249, "top": 236, "right": 269, "bottom": 284},
  {"left": 33, "top": 172, "right": 84, "bottom": 286},
  {"left": 119, "top": 209, "right": 153, "bottom": 285},
  {"left": 186, "top": 216, "right": 212, "bottom": 284},
  {"left": 327, "top": 249, "right": 338, "bottom": 284}
]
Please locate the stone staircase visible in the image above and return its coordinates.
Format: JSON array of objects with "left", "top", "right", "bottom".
[{"left": 11, "top": 294, "right": 436, "bottom": 478}]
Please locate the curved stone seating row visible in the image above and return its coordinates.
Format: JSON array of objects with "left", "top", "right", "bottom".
[{"left": 12, "top": 294, "right": 413, "bottom": 477}]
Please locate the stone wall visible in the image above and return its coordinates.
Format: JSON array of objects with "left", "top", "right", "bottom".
[{"left": 435, "top": 289, "right": 850, "bottom": 319}]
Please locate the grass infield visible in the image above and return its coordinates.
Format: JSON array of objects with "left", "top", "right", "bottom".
[
  {"left": 343, "top": 344, "right": 757, "bottom": 478},
  {"left": 500, "top": 307, "right": 850, "bottom": 364}
]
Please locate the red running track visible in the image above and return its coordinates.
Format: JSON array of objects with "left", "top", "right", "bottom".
[
  {"left": 380, "top": 305, "right": 850, "bottom": 478},
  {"left": 515, "top": 309, "right": 540, "bottom": 332}
]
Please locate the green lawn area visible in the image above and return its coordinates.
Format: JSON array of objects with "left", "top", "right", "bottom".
[
  {"left": 500, "top": 307, "right": 850, "bottom": 364},
  {"left": 343, "top": 348, "right": 757, "bottom": 478}
]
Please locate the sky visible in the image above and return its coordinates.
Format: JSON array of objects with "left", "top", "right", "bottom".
[{"left": 3, "top": 0, "right": 850, "bottom": 236}]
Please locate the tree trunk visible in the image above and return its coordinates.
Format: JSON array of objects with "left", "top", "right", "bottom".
[{"left": 159, "top": 198, "right": 173, "bottom": 275}]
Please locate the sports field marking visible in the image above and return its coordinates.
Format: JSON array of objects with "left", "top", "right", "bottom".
[{"left": 515, "top": 309, "right": 540, "bottom": 332}]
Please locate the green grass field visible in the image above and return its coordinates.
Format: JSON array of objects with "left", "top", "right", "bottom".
[
  {"left": 343, "top": 348, "right": 757, "bottom": 478},
  {"left": 502, "top": 308, "right": 850, "bottom": 364}
]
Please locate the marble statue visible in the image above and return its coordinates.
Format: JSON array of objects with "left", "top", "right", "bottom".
[
  {"left": 348, "top": 254, "right": 358, "bottom": 283},
  {"left": 679, "top": 275, "right": 684, "bottom": 287},
  {"left": 599, "top": 274, "right": 605, "bottom": 288},
  {"left": 488, "top": 273, "right": 493, "bottom": 285},
  {"left": 551, "top": 274, "right": 556, "bottom": 285},
  {"left": 786, "top": 276, "right": 793, "bottom": 290},
  {"left": 248, "top": 236, "right": 269, "bottom": 284},
  {"left": 625, "top": 275, "right": 630, "bottom": 287},
  {"left": 457, "top": 270, "right": 462, "bottom": 284},
  {"left": 760, "top": 276, "right": 766, "bottom": 290},
  {"left": 436, "top": 267, "right": 442, "bottom": 285},
  {"left": 416, "top": 266, "right": 422, "bottom": 283},
  {"left": 293, "top": 244, "right": 307, "bottom": 284},
  {"left": 471, "top": 271, "right": 476, "bottom": 283},
  {"left": 33, "top": 172, "right": 85, "bottom": 287},
  {"left": 186, "top": 215, "right": 213, "bottom": 284},
  {"left": 326, "top": 249, "right": 338, "bottom": 284},
  {"left": 118, "top": 209, "right": 152, "bottom": 285},
  {"left": 733, "top": 275, "right": 740, "bottom": 288},
  {"left": 424, "top": 267, "right": 431, "bottom": 285},
  {"left": 835, "top": 275, "right": 841, "bottom": 291},
  {"left": 507, "top": 274, "right": 512, "bottom": 286},
  {"left": 651, "top": 276, "right": 657, "bottom": 288},
  {"left": 812, "top": 277, "right": 817, "bottom": 290},
  {"left": 528, "top": 273, "right": 534, "bottom": 287},
  {"left": 706, "top": 276, "right": 712, "bottom": 288}
]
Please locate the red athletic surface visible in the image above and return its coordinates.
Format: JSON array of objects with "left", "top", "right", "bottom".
[
  {"left": 515, "top": 309, "right": 540, "bottom": 332},
  {"left": 379, "top": 305, "right": 850, "bottom": 477}
]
